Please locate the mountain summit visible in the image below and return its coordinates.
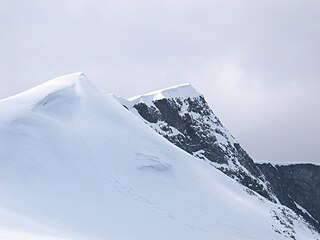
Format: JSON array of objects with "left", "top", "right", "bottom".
[
  {"left": 128, "top": 83, "right": 202, "bottom": 103},
  {"left": 0, "top": 73, "right": 318, "bottom": 240}
]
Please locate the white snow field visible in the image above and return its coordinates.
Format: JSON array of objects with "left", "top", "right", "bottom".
[{"left": 0, "top": 73, "right": 318, "bottom": 240}]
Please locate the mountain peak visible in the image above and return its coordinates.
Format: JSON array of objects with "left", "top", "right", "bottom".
[
  {"left": 37, "top": 72, "right": 93, "bottom": 94},
  {"left": 0, "top": 72, "right": 88, "bottom": 100},
  {"left": 0, "top": 72, "right": 94, "bottom": 120},
  {"left": 45, "top": 72, "right": 87, "bottom": 85},
  {"left": 127, "top": 83, "right": 201, "bottom": 104}
]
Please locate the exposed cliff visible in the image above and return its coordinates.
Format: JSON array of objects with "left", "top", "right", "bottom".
[
  {"left": 123, "top": 84, "right": 276, "bottom": 201},
  {"left": 258, "top": 163, "right": 320, "bottom": 231}
]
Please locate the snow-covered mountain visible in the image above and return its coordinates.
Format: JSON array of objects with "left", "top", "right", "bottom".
[
  {"left": 122, "top": 83, "right": 276, "bottom": 200},
  {"left": 0, "top": 73, "right": 318, "bottom": 240},
  {"left": 123, "top": 83, "right": 320, "bottom": 233}
]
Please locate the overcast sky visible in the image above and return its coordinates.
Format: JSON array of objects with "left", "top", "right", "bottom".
[{"left": 1, "top": 0, "right": 319, "bottom": 163}]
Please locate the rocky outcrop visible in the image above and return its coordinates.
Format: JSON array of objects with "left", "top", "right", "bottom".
[
  {"left": 123, "top": 84, "right": 275, "bottom": 201},
  {"left": 257, "top": 163, "right": 320, "bottom": 230}
]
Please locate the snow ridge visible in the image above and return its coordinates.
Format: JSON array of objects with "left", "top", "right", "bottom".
[
  {"left": 128, "top": 83, "right": 201, "bottom": 105},
  {"left": 0, "top": 73, "right": 89, "bottom": 120}
]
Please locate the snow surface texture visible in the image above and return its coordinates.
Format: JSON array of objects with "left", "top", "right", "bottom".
[{"left": 0, "top": 73, "right": 318, "bottom": 240}]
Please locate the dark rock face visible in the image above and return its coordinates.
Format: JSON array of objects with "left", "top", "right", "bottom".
[
  {"left": 126, "top": 93, "right": 274, "bottom": 201},
  {"left": 257, "top": 163, "right": 320, "bottom": 230},
  {"left": 148, "top": 97, "right": 227, "bottom": 164}
]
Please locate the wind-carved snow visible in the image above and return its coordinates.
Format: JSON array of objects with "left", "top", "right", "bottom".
[
  {"left": 128, "top": 83, "right": 201, "bottom": 104},
  {"left": 0, "top": 73, "right": 318, "bottom": 240},
  {"left": 32, "top": 86, "right": 81, "bottom": 122},
  {"left": 136, "top": 153, "right": 173, "bottom": 173}
]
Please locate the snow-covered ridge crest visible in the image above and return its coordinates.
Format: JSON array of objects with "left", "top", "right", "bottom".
[
  {"left": 257, "top": 161, "right": 320, "bottom": 167},
  {"left": 0, "top": 72, "right": 94, "bottom": 120},
  {"left": 1, "top": 72, "right": 88, "bottom": 103},
  {"left": 128, "top": 83, "right": 202, "bottom": 105}
]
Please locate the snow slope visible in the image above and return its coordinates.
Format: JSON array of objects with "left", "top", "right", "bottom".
[{"left": 0, "top": 73, "right": 318, "bottom": 240}]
